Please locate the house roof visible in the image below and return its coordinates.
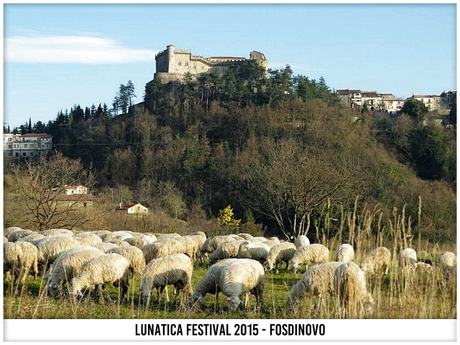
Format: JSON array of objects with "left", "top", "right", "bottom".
[
  {"left": 65, "top": 185, "right": 87, "bottom": 190},
  {"left": 21, "top": 133, "right": 52, "bottom": 138},
  {"left": 118, "top": 203, "right": 147, "bottom": 210},
  {"left": 54, "top": 194, "right": 95, "bottom": 201},
  {"left": 336, "top": 89, "right": 361, "bottom": 95},
  {"left": 413, "top": 94, "right": 439, "bottom": 98}
]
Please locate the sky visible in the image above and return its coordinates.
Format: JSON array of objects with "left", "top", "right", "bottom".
[{"left": 3, "top": 3, "right": 457, "bottom": 129}]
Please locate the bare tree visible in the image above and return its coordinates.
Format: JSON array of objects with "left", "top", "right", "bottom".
[
  {"left": 7, "top": 152, "right": 95, "bottom": 230},
  {"left": 244, "top": 138, "right": 362, "bottom": 240}
]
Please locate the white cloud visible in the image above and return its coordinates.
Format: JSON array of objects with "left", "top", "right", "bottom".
[{"left": 4, "top": 35, "right": 158, "bottom": 64}]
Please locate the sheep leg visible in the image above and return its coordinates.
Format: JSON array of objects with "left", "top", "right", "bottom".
[
  {"left": 214, "top": 283, "right": 219, "bottom": 313},
  {"left": 244, "top": 292, "right": 250, "bottom": 309},
  {"left": 157, "top": 286, "right": 163, "bottom": 303}
]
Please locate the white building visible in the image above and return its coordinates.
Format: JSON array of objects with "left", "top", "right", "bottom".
[
  {"left": 3, "top": 133, "right": 53, "bottom": 159},
  {"left": 64, "top": 185, "right": 88, "bottom": 195},
  {"left": 409, "top": 94, "right": 441, "bottom": 112}
]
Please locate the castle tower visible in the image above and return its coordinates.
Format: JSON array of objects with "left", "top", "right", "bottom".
[{"left": 166, "top": 44, "right": 175, "bottom": 72}]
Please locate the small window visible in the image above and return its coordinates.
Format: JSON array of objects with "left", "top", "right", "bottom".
[
  {"left": 185, "top": 62, "right": 188, "bottom": 66},
  {"left": 178, "top": 62, "right": 181, "bottom": 66}
]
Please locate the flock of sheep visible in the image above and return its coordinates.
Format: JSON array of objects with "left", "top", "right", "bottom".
[{"left": 3, "top": 227, "right": 457, "bottom": 318}]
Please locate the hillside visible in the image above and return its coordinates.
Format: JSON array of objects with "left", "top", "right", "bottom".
[{"left": 4, "top": 65, "right": 456, "bottom": 244}]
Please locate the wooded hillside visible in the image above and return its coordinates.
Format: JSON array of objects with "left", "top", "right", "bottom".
[{"left": 4, "top": 62, "right": 456, "bottom": 243}]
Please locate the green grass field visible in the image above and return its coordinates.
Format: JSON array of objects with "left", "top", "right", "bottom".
[{"left": 3, "top": 254, "right": 456, "bottom": 320}]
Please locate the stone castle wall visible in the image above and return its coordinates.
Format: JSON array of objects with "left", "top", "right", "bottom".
[{"left": 154, "top": 44, "right": 269, "bottom": 83}]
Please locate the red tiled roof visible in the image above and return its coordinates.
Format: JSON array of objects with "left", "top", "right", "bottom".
[
  {"left": 54, "top": 194, "right": 95, "bottom": 201},
  {"left": 21, "top": 133, "right": 52, "bottom": 137},
  {"left": 336, "top": 89, "right": 360, "bottom": 95}
]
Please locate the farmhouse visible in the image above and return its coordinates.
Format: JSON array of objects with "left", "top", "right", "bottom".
[
  {"left": 118, "top": 203, "right": 149, "bottom": 215},
  {"left": 64, "top": 185, "right": 88, "bottom": 195}
]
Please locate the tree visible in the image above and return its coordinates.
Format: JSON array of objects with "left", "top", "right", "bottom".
[
  {"left": 243, "top": 138, "right": 361, "bottom": 240},
  {"left": 115, "top": 81, "right": 136, "bottom": 115},
  {"left": 401, "top": 98, "right": 428, "bottom": 123},
  {"left": 126, "top": 80, "right": 136, "bottom": 107},
  {"left": 33, "top": 121, "right": 47, "bottom": 133},
  {"left": 7, "top": 151, "right": 95, "bottom": 230},
  {"left": 267, "top": 65, "right": 293, "bottom": 106},
  {"left": 144, "top": 78, "right": 163, "bottom": 113}
]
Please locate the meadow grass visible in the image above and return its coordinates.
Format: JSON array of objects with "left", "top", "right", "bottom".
[
  {"left": 3, "top": 203, "right": 456, "bottom": 319},
  {"left": 3, "top": 251, "right": 456, "bottom": 320}
]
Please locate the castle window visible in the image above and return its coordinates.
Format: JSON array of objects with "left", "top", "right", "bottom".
[
  {"left": 178, "top": 62, "right": 181, "bottom": 66},
  {"left": 185, "top": 62, "right": 188, "bottom": 66}
]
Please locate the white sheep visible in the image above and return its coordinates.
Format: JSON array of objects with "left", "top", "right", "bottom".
[
  {"left": 87, "top": 230, "right": 112, "bottom": 238},
  {"left": 237, "top": 240, "right": 270, "bottom": 262},
  {"left": 8, "top": 229, "right": 34, "bottom": 242},
  {"left": 108, "top": 239, "right": 131, "bottom": 247},
  {"left": 177, "top": 233, "right": 207, "bottom": 264},
  {"left": 334, "top": 261, "right": 374, "bottom": 318},
  {"left": 3, "top": 242, "right": 22, "bottom": 281},
  {"left": 289, "top": 244, "right": 330, "bottom": 273},
  {"left": 208, "top": 240, "right": 245, "bottom": 265},
  {"left": 106, "top": 245, "right": 146, "bottom": 276},
  {"left": 264, "top": 242, "right": 297, "bottom": 272},
  {"left": 199, "top": 234, "right": 241, "bottom": 261},
  {"left": 39, "top": 228, "right": 74, "bottom": 237},
  {"left": 156, "top": 233, "right": 181, "bottom": 239},
  {"left": 139, "top": 253, "right": 193, "bottom": 304},
  {"left": 4, "top": 226, "right": 23, "bottom": 239},
  {"left": 70, "top": 253, "right": 130, "bottom": 298},
  {"left": 46, "top": 246, "right": 104, "bottom": 297},
  {"left": 92, "top": 242, "right": 119, "bottom": 252},
  {"left": 360, "top": 247, "right": 391, "bottom": 275},
  {"left": 101, "top": 230, "right": 134, "bottom": 242},
  {"left": 218, "top": 258, "right": 265, "bottom": 311},
  {"left": 263, "top": 237, "right": 281, "bottom": 248},
  {"left": 74, "top": 232, "right": 103, "bottom": 246},
  {"left": 192, "top": 258, "right": 241, "bottom": 307},
  {"left": 4, "top": 241, "right": 39, "bottom": 283},
  {"left": 3, "top": 236, "right": 7, "bottom": 244},
  {"left": 34, "top": 236, "right": 82, "bottom": 272},
  {"left": 294, "top": 235, "right": 310, "bottom": 248},
  {"left": 17, "top": 233, "right": 45, "bottom": 243},
  {"left": 335, "top": 244, "right": 354, "bottom": 262},
  {"left": 236, "top": 233, "right": 253, "bottom": 240},
  {"left": 438, "top": 252, "right": 457, "bottom": 278},
  {"left": 286, "top": 261, "right": 342, "bottom": 307},
  {"left": 124, "top": 234, "right": 157, "bottom": 249},
  {"left": 415, "top": 261, "right": 433, "bottom": 274},
  {"left": 17, "top": 241, "right": 39, "bottom": 282},
  {"left": 398, "top": 248, "right": 418, "bottom": 271},
  {"left": 141, "top": 237, "right": 185, "bottom": 264}
]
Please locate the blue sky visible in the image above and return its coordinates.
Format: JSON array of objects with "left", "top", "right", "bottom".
[{"left": 3, "top": 3, "right": 457, "bottom": 129}]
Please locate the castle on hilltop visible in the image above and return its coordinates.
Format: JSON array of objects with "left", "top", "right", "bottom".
[{"left": 154, "top": 44, "right": 269, "bottom": 84}]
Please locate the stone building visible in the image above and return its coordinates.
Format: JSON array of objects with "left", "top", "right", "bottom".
[{"left": 154, "top": 44, "right": 269, "bottom": 84}]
